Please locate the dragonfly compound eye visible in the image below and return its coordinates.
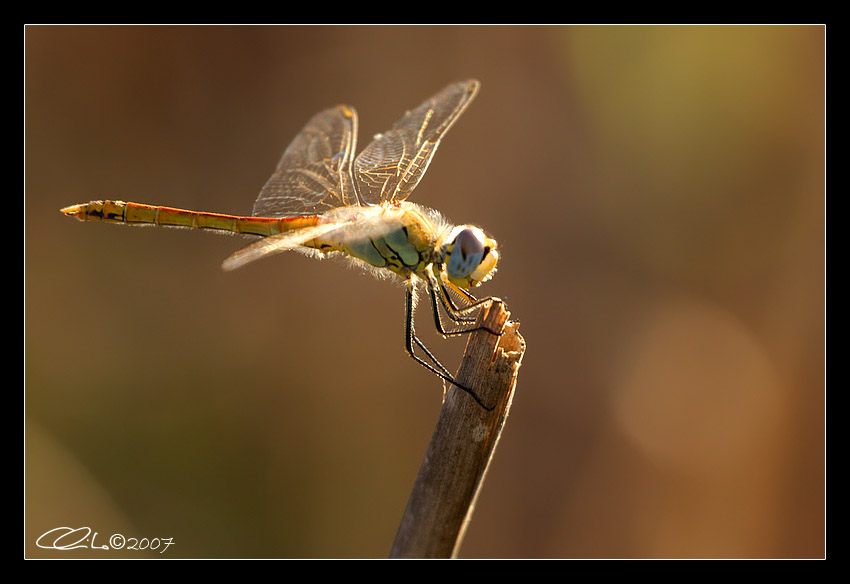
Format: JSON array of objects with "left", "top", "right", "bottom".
[
  {"left": 447, "top": 227, "right": 487, "bottom": 279},
  {"left": 445, "top": 226, "right": 499, "bottom": 288}
]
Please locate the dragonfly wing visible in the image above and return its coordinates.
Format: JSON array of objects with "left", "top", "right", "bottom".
[
  {"left": 353, "top": 79, "right": 479, "bottom": 204},
  {"left": 253, "top": 105, "right": 359, "bottom": 218},
  {"left": 221, "top": 222, "right": 347, "bottom": 271}
]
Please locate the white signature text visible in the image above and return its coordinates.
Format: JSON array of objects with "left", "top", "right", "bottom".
[{"left": 36, "top": 526, "right": 175, "bottom": 554}]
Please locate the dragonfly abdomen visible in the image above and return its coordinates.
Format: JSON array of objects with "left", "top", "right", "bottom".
[{"left": 61, "top": 200, "right": 318, "bottom": 237}]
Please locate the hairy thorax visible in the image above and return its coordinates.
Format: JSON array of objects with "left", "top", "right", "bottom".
[{"left": 311, "top": 201, "right": 448, "bottom": 281}]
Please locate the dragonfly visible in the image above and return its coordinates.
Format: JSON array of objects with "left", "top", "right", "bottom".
[{"left": 62, "top": 79, "right": 501, "bottom": 410}]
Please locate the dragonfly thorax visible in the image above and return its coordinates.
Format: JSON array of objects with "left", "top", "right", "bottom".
[{"left": 320, "top": 202, "right": 498, "bottom": 291}]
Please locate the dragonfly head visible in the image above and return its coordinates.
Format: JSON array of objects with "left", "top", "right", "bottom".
[{"left": 443, "top": 225, "right": 499, "bottom": 289}]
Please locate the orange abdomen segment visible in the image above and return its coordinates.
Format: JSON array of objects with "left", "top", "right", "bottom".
[{"left": 61, "top": 200, "right": 318, "bottom": 236}]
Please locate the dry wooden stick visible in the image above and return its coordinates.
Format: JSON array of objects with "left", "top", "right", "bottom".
[{"left": 390, "top": 300, "right": 526, "bottom": 558}]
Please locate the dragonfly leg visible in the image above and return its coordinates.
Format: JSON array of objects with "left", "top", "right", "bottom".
[
  {"left": 405, "top": 282, "right": 495, "bottom": 411},
  {"left": 436, "top": 284, "right": 478, "bottom": 324},
  {"left": 427, "top": 272, "right": 504, "bottom": 337}
]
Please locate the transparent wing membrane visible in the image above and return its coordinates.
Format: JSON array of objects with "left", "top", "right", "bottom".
[
  {"left": 252, "top": 105, "right": 358, "bottom": 218},
  {"left": 251, "top": 80, "right": 478, "bottom": 219},
  {"left": 221, "top": 221, "right": 348, "bottom": 271},
  {"left": 354, "top": 80, "right": 479, "bottom": 204}
]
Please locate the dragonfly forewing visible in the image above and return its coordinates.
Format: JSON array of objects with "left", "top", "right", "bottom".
[{"left": 353, "top": 79, "right": 479, "bottom": 204}]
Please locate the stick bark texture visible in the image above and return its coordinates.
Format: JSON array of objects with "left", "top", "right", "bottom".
[{"left": 390, "top": 300, "right": 526, "bottom": 558}]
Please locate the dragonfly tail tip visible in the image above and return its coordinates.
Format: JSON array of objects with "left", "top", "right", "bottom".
[{"left": 60, "top": 204, "right": 86, "bottom": 221}]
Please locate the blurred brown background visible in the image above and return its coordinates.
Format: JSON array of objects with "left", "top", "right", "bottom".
[{"left": 24, "top": 25, "right": 824, "bottom": 558}]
